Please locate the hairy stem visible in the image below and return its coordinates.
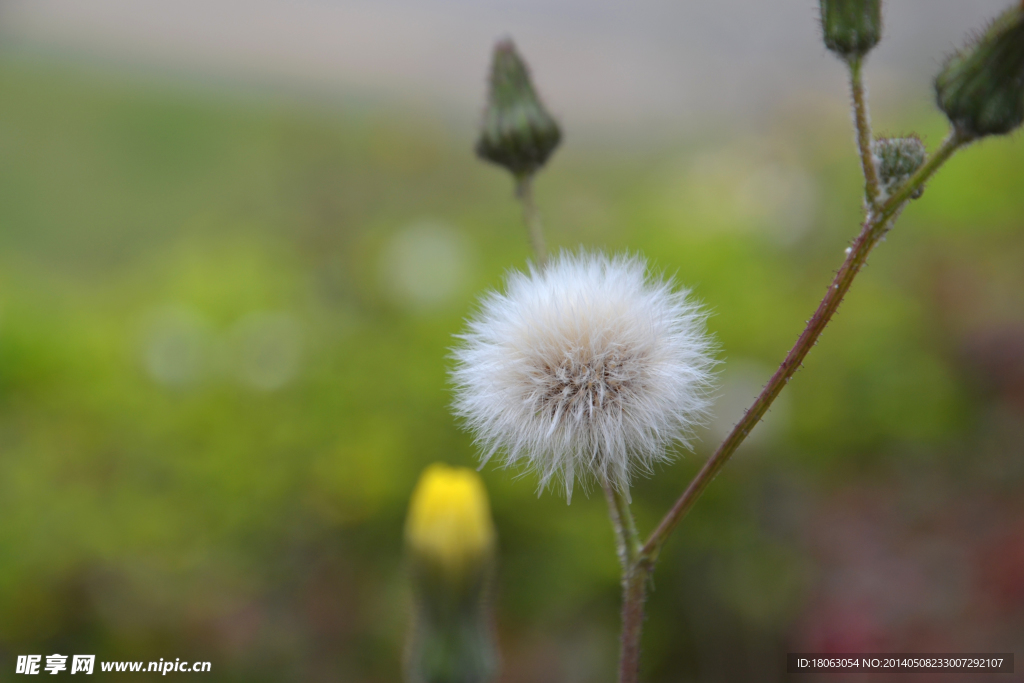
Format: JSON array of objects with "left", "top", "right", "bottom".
[
  {"left": 848, "top": 57, "right": 881, "bottom": 208},
  {"left": 604, "top": 483, "right": 641, "bottom": 569},
  {"left": 617, "top": 560, "right": 650, "bottom": 683},
  {"left": 515, "top": 174, "right": 548, "bottom": 267},
  {"left": 640, "top": 130, "right": 966, "bottom": 565},
  {"left": 603, "top": 482, "right": 647, "bottom": 683}
]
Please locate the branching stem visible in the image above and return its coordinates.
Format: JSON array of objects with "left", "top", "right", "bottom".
[
  {"left": 608, "top": 131, "right": 965, "bottom": 683},
  {"left": 505, "top": 63, "right": 967, "bottom": 683},
  {"left": 639, "top": 130, "right": 966, "bottom": 567}
]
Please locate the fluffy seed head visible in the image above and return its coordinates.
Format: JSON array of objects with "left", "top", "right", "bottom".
[{"left": 450, "top": 251, "right": 716, "bottom": 500}]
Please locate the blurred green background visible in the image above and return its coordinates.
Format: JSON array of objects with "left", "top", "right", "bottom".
[{"left": 1, "top": 30, "right": 1023, "bottom": 682}]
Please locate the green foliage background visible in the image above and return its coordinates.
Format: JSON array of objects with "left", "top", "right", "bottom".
[{"left": 0, "top": 55, "right": 1022, "bottom": 681}]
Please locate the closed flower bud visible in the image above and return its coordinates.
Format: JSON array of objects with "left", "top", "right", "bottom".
[
  {"left": 475, "top": 39, "right": 562, "bottom": 178},
  {"left": 820, "top": 0, "right": 883, "bottom": 59},
  {"left": 406, "top": 464, "right": 495, "bottom": 582},
  {"left": 871, "top": 136, "right": 927, "bottom": 199},
  {"left": 935, "top": 5, "right": 1024, "bottom": 139},
  {"left": 405, "top": 464, "right": 498, "bottom": 683}
]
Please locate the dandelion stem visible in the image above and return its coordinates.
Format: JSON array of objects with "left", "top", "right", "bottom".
[
  {"left": 639, "top": 129, "right": 967, "bottom": 566},
  {"left": 617, "top": 559, "right": 649, "bottom": 683},
  {"left": 602, "top": 481, "right": 648, "bottom": 683},
  {"left": 515, "top": 174, "right": 548, "bottom": 267},
  {"left": 848, "top": 57, "right": 881, "bottom": 208},
  {"left": 603, "top": 482, "right": 641, "bottom": 569}
]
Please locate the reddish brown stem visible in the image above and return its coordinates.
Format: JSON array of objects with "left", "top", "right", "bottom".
[
  {"left": 639, "top": 130, "right": 966, "bottom": 565},
  {"left": 617, "top": 559, "right": 650, "bottom": 683}
]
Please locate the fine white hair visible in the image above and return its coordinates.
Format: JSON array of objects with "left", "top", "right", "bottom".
[{"left": 450, "top": 251, "right": 716, "bottom": 500}]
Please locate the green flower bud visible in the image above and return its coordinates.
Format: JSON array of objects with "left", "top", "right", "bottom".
[
  {"left": 475, "top": 39, "right": 562, "bottom": 178},
  {"left": 871, "top": 136, "right": 927, "bottom": 199},
  {"left": 819, "top": 0, "right": 883, "bottom": 59},
  {"left": 935, "top": 6, "right": 1024, "bottom": 139}
]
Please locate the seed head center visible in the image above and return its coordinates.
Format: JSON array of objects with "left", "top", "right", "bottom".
[{"left": 541, "top": 351, "right": 635, "bottom": 419}]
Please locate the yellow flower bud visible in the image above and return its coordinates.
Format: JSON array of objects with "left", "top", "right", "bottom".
[
  {"left": 405, "top": 465, "right": 499, "bottom": 683},
  {"left": 405, "top": 464, "right": 495, "bottom": 579}
]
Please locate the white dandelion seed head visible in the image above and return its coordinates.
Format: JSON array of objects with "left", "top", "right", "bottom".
[{"left": 450, "top": 250, "right": 717, "bottom": 501}]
